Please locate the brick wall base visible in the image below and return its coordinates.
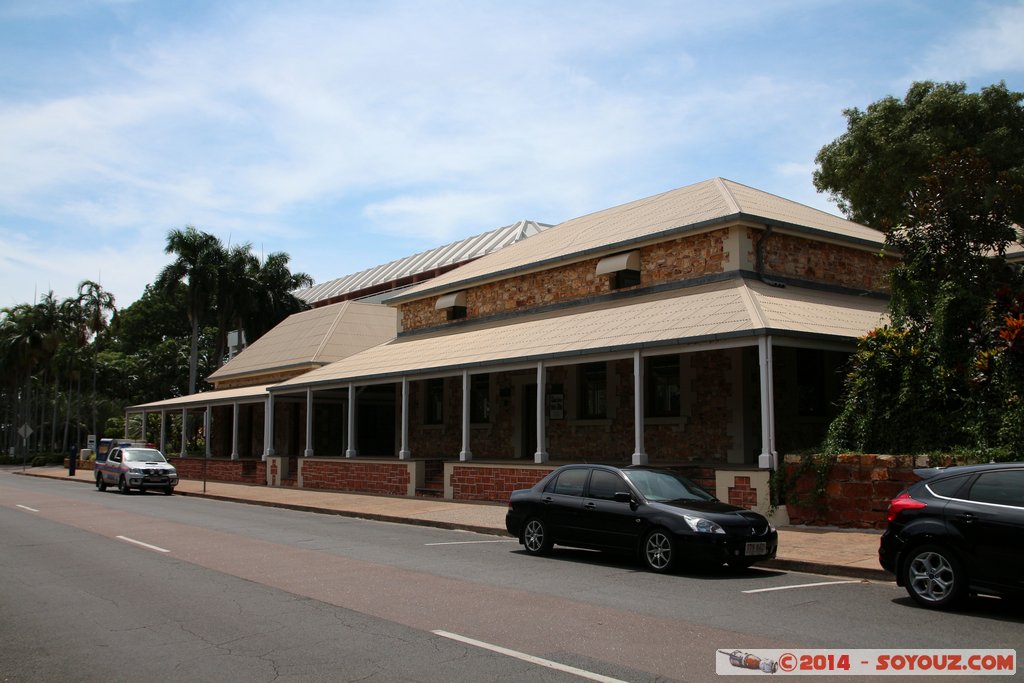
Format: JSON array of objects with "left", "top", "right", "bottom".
[
  {"left": 299, "top": 458, "right": 415, "bottom": 497},
  {"left": 449, "top": 463, "right": 554, "bottom": 501},
  {"left": 168, "top": 457, "right": 266, "bottom": 485}
]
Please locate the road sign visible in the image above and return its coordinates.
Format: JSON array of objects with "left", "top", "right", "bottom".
[{"left": 18, "top": 423, "right": 33, "bottom": 439}]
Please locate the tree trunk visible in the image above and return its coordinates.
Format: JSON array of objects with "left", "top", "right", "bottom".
[{"left": 189, "top": 315, "right": 199, "bottom": 395}]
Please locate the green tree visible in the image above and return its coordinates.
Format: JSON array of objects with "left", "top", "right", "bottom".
[
  {"left": 156, "top": 226, "right": 224, "bottom": 395},
  {"left": 244, "top": 252, "right": 313, "bottom": 344},
  {"left": 77, "top": 280, "right": 116, "bottom": 440},
  {"left": 816, "top": 81, "right": 1024, "bottom": 455}
]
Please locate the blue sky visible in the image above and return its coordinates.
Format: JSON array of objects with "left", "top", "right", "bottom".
[{"left": 2, "top": 0, "right": 1023, "bottom": 309}]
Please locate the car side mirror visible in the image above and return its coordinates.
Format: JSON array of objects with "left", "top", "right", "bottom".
[{"left": 613, "top": 491, "right": 633, "bottom": 504}]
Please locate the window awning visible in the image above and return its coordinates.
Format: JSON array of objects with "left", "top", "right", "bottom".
[
  {"left": 595, "top": 250, "right": 640, "bottom": 276},
  {"left": 435, "top": 290, "right": 467, "bottom": 310},
  {"left": 272, "top": 277, "right": 887, "bottom": 392}
]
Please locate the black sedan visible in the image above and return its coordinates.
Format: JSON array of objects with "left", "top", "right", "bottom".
[
  {"left": 505, "top": 464, "right": 778, "bottom": 572},
  {"left": 879, "top": 462, "right": 1024, "bottom": 609}
]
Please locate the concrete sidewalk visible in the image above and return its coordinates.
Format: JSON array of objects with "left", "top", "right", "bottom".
[{"left": 14, "top": 466, "right": 889, "bottom": 581}]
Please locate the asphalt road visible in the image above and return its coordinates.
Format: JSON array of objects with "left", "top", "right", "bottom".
[{"left": 1, "top": 470, "right": 1021, "bottom": 682}]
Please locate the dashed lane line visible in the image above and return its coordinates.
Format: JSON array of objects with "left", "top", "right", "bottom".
[
  {"left": 743, "top": 579, "right": 862, "bottom": 594},
  {"left": 116, "top": 536, "right": 171, "bottom": 553},
  {"left": 433, "top": 630, "right": 630, "bottom": 683}
]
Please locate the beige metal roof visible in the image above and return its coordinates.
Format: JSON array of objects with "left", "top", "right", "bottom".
[
  {"left": 387, "top": 178, "right": 886, "bottom": 304},
  {"left": 207, "top": 301, "right": 397, "bottom": 384},
  {"left": 295, "top": 219, "right": 551, "bottom": 304},
  {"left": 274, "top": 277, "right": 888, "bottom": 391},
  {"left": 128, "top": 384, "right": 274, "bottom": 411}
]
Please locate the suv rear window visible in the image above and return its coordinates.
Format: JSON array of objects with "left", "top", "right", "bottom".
[
  {"left": 927, "top": 474, "right": 971, "bottom": 498},
  {"left": 967, "top": 470, "right": 1024, "bottom": 507}
]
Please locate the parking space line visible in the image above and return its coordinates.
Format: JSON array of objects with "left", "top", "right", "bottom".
[
  {"left": 116, "top": 536, "right": 170, "bottom": 553},
  {"left": 16, "top": 504, "right": 39, "bottom": 512},
  {"left": 432, "top": 630, "right": 629, "bottom": 683},
  {"left": 424, "top": 540, "right": 516, "bottom": 546},
  {"left": 743, "top": 579, "right": 861, "bottom": 594}
]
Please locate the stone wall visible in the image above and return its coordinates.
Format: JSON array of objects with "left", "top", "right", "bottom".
[
  {"left": 756, "top": 230, "right": 893, "bottom": 293},
  {"left": 400, "top": 230, "right": 730, "bottom": 332},
  {"left": 169, "top": 457, "right": 266, "bottom": 485},
  {"left": 449, "top": 463, "right": 554, "bottom": 501},
  {"left": 299, "top": 458, "right": 412, "bottom": 496},
  {"left": 399, "top": 227, "right": 892, "bottom": 334},
  {"left": 782, "top": 453, "right": 925, "bottom": 529}
]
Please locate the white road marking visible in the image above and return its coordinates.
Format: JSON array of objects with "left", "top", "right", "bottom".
[
  {"left": 115, "top": 536, "right": 170, "bottom": 553},
  {"left": 432, "top": 630, "right": 630, "bottom": 683},
  {"left": 743, "top": 579, "right": 862, "bottom": 594},
  {"left": 16, "top": 504, "right": 39, "bottom": 512},
  {"left": 424, "top": 540, "right": 515, "bottom": 546}
]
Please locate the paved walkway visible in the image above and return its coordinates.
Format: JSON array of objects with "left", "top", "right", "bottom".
[{"left": 14, "top": 466, "right": 889, "bottom": 581}]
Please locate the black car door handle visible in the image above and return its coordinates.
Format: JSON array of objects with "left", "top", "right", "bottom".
[
  {"left": 583, "top": 502, "right": 596, "bottom": 510},
  {"left": 541, "top": 496, "right": 554, "bottom": 505},
  {"left": 954, "top": 513, "right": 976, "bottom": 523}
]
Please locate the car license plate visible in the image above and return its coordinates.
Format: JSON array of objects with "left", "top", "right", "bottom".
[{"left": 745, "top": 542, "right": 766, "bottom": 556}]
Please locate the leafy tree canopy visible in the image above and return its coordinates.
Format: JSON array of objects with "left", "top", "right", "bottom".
[
  {"left": 816, "top": 81, "right": 1024, "bottom": 458},
  {"left": 814, "top": 80, "right": 1024, "bottom": 235}
]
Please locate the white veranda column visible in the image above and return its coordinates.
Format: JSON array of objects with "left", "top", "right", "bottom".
[
  {"left": 758, "top": 336, "right": 778, "bottom": 470},
  {"left": 399, "top": 377, "right": 411, "bottom": 460},
  {"left": 346, "top": 383, "right": 357, "bottom": 458},
  {"left": 632, "top": 350, "right": 648, "bottom": 466},
  {"left": 159, "top": 410, "right": 167, "bottom": 454},
  {"left": 534, "top": 362, "right": 549, "bottom": 463},
  {"left": 180, "top": 408, "right": 188, "bottom": 458},
  {"left": 231, "top": 402, "right": 240, "bottom": 460},
  {"left": 264, "top": 393, "right": 275, "bottom": 459},
  {"left": 459, "top": 370, "right": 472, "bottom": 461},
  {"left": 304, "top": 387, "right": 314, "bottom": 457},
  {"left": 204, "top": 408, "right": 211, "bottom": 458},
  {"left": 140, "top": 411, "right": 148, "bottom": 443}
]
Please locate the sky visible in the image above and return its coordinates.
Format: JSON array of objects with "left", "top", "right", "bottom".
[{"left": 2, "top": 0, "right": 1023, "bottom": 310}]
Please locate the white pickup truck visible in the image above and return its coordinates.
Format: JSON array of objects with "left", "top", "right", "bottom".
[{"left": 94, "top": 445, "right": 178, "bottom": 495}]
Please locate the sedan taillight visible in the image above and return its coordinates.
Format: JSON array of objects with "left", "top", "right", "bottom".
[{"left": 886, "top": 491, "right": 927, "bottom": 522}]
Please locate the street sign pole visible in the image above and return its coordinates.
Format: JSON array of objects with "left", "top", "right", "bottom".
[{"left": 18, "top": 423, "right": 33, "bottom": 472}]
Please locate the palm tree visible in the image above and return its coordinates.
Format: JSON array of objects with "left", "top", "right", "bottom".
[
  {"left": 212, "top": 243, "right": 257, "bottom": 368},
  {"left": 0, "top": 299, "right": 60, "bottom": 453},
  {"left": 156, "top": 226, "right": 224, "bottom": 395},
  {"left": 244, "top": 252, "right": 313, "bottom": 344},
  {"left": 78, "top": 280, "right": 116, "bottom": 440}
]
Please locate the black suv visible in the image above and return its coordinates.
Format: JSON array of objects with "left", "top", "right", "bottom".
[{"left": 879, "top": 462, "right": 1024, "bottom": 609}]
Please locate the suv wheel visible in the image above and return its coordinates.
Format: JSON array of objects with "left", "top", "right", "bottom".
[
  {"left": 903, "top": 544, "right": 965, "bottom": 609},
  {"left": 96, "top": 474, "right": 107, "bottom": 491},
  {"left": 117, "top": 476, "right": 131, "bottom": 495}
]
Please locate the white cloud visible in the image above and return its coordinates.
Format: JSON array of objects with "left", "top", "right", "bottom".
[{"left": 912, "top": 3, "right": 1024, "bottom": 81}]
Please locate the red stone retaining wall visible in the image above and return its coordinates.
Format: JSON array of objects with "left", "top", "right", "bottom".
[
  {"left": 168, "top": 457, "right": 266, "bottom": 485},
  {"left": 783, "top": 453, "right": 924, "bottom": 529},
  {"left": 299, "top": 459, "right": 411, "bottom": 496},
  {"left": 450, "top": 464, "right": 554, "bottom": 501}
]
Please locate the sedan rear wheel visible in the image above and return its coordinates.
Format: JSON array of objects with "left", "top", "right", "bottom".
[
  {"left": 117, "top": 476, "right": 131, "bottom": 495},
  {"left": 642, "top": 529, "right": 675, "bottom": 573},
  {"left": 522, "top": 518, "right": 553, "bottom": 555},
  {"left": 903, "top": 544, "right": 965, "bottom": 609}
]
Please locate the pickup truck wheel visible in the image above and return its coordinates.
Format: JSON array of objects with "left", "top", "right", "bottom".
[
  {"left": 117, "top": 476, "right": 131, "bottom": 494},
  {"left": 96, "top": 475, "right": 107, "bottom": 492},
  {"left": 163, "top": 487, "right": 174, "bottom": 496}
]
